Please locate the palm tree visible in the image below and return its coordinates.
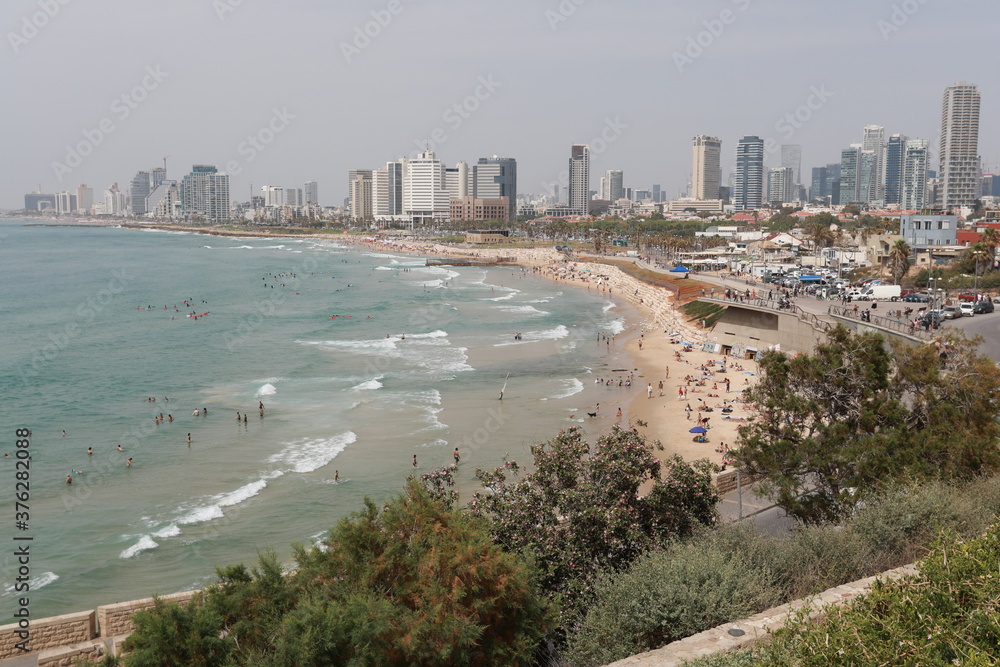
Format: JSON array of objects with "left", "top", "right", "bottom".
[
  {"left": 980, "top": 227, "right": 1000, "bottom": 272},
  {"left": 888, "top": 239, "right": 911, "bottom": 285}
]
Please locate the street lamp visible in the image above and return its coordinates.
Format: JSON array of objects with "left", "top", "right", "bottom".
[{"left": 973, "top": 250, "right": 983, "bottom": 297}]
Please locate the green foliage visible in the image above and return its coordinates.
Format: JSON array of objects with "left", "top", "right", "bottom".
[
  {"left": 680, "top": 301, "right": 726, "bottom": 328},
  {"left": 756, "top": 524, "right": 1000, "bottom": 666},
  {"left": 120, "top": 593, "right": 233, "bottom": 666},
  {"left": 736, "top": 326, "right": 1000, "bottom": 523},
  {"left": 122, "top": 482, "right": 551, "bottom": 666},
  {"left": 468, "top": 426, "right": 719, "bottom": 624},
  {"left": 564, "top": 526, "right": 783, "bottom": 666}
]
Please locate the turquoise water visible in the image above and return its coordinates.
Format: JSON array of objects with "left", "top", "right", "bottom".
[{"left": 0, "top": 221, "right": 635, "bottom": 618}]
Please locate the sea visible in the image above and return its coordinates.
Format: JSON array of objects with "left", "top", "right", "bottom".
[{"left": 0, "top": 220, "right": 640, "bottom": 619}]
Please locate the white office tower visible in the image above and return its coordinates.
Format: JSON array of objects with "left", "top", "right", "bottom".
[
  {"left": 902, "top": 139, "right": 929, "bottom": 211},
  {"left": 403, "top": 151, "right": 451, "bottom": 224},
  {"left": 939, "top": 82, "right": 981, "bottom": 209},
  {"left": 767, "top": 167, "right": 795, "bottom": 205},
  {"left": 181, "top": 165, "right": 229, "bottom": 222},
  {"left": 104, "top": 184, "right": 127, "bottom": 215},
  {"left": 692, "top": 136, "right": 722, "bottom": 200},
  {"left": 446, "top": 161, "right": 470, "bottom": 199},
  {"left": 779, "top": 144, "right": 802, "bottom": 189},
  {"left": 861, "top": 125, "right": 886, "bottom": 204},
  {"left": 372, "top": 161, "right": 404, "bottom": 218},
  {"left": 261, "top": 186, "right": 284, "bottom": 208},
  {"left": 601, "top": 169, "right": 624, "bottom": 202},
  {"left": 567, "top": 144, "right": 590, "bottom": 215}
]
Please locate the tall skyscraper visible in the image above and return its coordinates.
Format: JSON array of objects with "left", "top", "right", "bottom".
[
  {"left": 780, "top": 144, "right": 802, "bottom": 187},
  {"left": 884, "top": 134, "right": 909, "bottom": 206},
  {"left": 939, "top": 82, "right": 981, "bottom": 209},
  {"left": 372, "top": 162, "right": 403, "bottom": 217},
  {"left": 692, "top": 136, "right": 722, "bottom": 200},
  {"left": 651, "top": 184, "right": 661, "bottom": 202},
  {"left": 567, "top": 144, "right": 590, "bottom": 215},
  {"left": 810, "top": 167, "right": 828, "bottom": 201},
  {"left": 403, "top": 151, "right": 451, "bottom": 224},
  {"left": 600, "top": 169, "right": 623, "bottom": 202},
  {"left": 76, "top": 184, "right": 93, "bottom": 214},
  {"left": 181, "top": 165, "right": 229, "bottom": 222},
  {"left": 261, "top": 186, "right": 284, "bottom": 208},
  {"left": 733, "top": 136, "right": 764, "bottom": 211},
  {"left": 473, "top": 156, "right": 517, "bottom": 221},
  {"left": 304, "top": 181, "right": 319, "bottom": 206},
  {"left": 767, "top": 167, "right": 795, "bottom": 205},
  {"left": 902, "top": 139, "right": 930, "bottom": 211},
  {"left": 861, "top": 126, "right": 886, "bottom": 204},
  {"left": 839, "top": 145, "right": 862, "bottom": 205},
  {"left": 129, "top": 171, "right": 151, "bottom": 216},
  {"left": 349, "top": 176, "right": 372, "bottom": 220},
  {"left": 150, "top": 168, "right": 167, "bottom": 190},
  {"left": 446, "top": 161, "right": 470, "bottom": 199}
]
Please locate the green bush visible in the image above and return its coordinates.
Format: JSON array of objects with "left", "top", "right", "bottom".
[{"left": 564, "top": 526, "right": 782, "bottom": 666}]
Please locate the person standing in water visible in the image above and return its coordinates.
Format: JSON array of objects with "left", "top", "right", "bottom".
[
  {"left": 334, "top": 470, "right": 339, "bottom": 483},
  {"left": 412, "top": 454, "right": 418, "bottom": 468},
  {"left": 87, "top": 447, "right": 93, "bottom": 456},
  {"left": 453, "top": 448, "right": 460, "bottom": 464}
]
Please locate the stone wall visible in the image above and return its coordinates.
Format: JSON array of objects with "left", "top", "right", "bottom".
[{"left": 0, "top": 590, "right": 199, "bottom": 664}]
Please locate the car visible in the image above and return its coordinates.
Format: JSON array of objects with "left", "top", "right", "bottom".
[
  {"left": 942, "top": 306, "right": 962, "bottom": 319},
  {"left": 903, "top": 292, "right": 930, "bottom": 302},
  {"left": 959, "top": 302, "right": 975, "bottom": 317},
  {"left": 958, "top": 293, "right": 985, "bottom": 302},
  {"left": 973, "top": 300, "right": 995, "bottom": 314},
  {"left": 920, "top": 310, "right": 944, "bottom": 327}
]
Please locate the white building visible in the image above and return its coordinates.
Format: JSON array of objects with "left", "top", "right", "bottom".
[
  {"left": 446, "top": 161, "right": 470, "bottom": 199},
  {"left": 180, "top": 165, "right": 229, "bottom": 222},
  {"left": 939, "top": 82, "right": 981, "bottom": 210},
  {"left": 567, "top": 144, "right": 590, "bottom": 215},
  {"left": 902, "top": 139, "right": 929, "bottom": 211},
  {"left": 691, "top": 136, "right": 721, "bottom": 200},
  {"left": 403, "top": 151, "right": 451, "bottom": 224}
]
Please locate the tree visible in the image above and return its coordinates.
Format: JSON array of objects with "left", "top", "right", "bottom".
[
  {"left": 735, "top": 326, "right": 1000, "bottom": 524},
  {"left": 888, "top": 239, "right": 911, "bottom": 284},
  {"left": 121, "top": 482, "right": 552, "bottom": 666},
  {"left": 467, "top": 426, "right": 718, "bottom": 622}
]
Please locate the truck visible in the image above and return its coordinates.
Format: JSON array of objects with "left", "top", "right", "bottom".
[{"left": 858, "top": 284, "right": 902, "bottom": 301}]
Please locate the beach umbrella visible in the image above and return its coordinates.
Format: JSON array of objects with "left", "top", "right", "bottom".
[{"left": 689, "top": 426, "right": 707, "bottom": 434}]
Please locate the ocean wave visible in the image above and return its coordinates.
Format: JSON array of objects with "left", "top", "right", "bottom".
[
  {"left": 152, "top": 524, "right": 181, "bottom": 538},
  {"left": 3, "top": 571, "right": 59, "bottom": 596},
  {"left": 484, "top": 290, "right": 519, "bottom": 301},
  {"left": 494, "top": 325, "right": 570, "bottom": 347},
  {"left": 120, "top": 535, "right": 158, "bottom": 559},
  {"left": 603, "top": 302, "right": 617, "bottom": 313},
  {"left": 374, "top": 266, "right": 394, "bottom": 271},
  {"left": 542, "top": 378, "right": 584, "bottom": 400},
  {"left": 603, "top": 318, "right": 626, "bottom": 335},
  {"left": 267, "top": 432, "right": 357, "bottom": 474},
  {"left": 350, "top": 376, "right": 383, "bottom": 391},
  {"left": 176, "top": 477, "right": 275, "bottom": 526},
  {"left": 256, "top": 383, "right": 277, "bottom": 397},
  {"left": 497, "top": 305, "right": 548, "bottom": 316}
]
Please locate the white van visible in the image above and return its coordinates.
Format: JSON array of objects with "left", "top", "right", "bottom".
[{"left": 860, "top": 284, "right": 902, "bottom": 301}]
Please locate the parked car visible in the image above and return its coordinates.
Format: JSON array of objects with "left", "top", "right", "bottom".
[
  {"left": 920, "top": 310, "right": 944, "bottom": 327},
  {"left": 973, "top": 300, "right": 995, "bottom": 314},
  {"left": 958, "top": 293, "right": 987, "bottom": 302},
  {"left": 903, "top": 292, "right": 930, "bottom": 303},
  {"left": 942, "top": 306, "right": 962, "bottom": 320},
  {"left": 959, "top": 302, "right": 975, "bottom": 317}
]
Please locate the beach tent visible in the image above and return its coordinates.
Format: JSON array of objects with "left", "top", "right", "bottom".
[{"left": 669, "top": 266, "right": 690, "bottom": 277}]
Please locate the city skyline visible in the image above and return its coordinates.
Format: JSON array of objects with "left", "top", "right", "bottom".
[{"left": 3, "top": 1, "right": 997, "bottom": 211}]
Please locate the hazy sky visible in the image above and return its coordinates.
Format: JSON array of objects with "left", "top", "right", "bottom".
[{"left": 4, "top": 0, "right": 997, "bottom": 209}]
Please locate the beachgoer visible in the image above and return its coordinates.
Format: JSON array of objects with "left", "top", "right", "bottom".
[
  {"left": 62, "top": 430, "right": 66, "bottom": 437},
  {"left": 87, "top": 447, "right": 92, "bottom": 455},
  {"left": 237, "top": 412, "right": 241, "bottom": 421},
  {"left": 412, "top": 454, "right": 418, "bottom": 468},
  {"left": 243, "top": 414, "right": 247, "bottom": 423},
  {"left": 168, "top": 414, "right": 173, "bottom": 422},
  {"left": 126, "top": 458, "right": 132, "bottom": 468},
  {"left": 117, "top": 444, "right": 123, "bottom": 452},
  {"left": 454, "top": 448, "right": 460, "bottom": 464},
  {"left": 66, "top": 474, "right": 72, "bottom": 484},
  {"left": 334, "top": 470, "right": 339, "bottom": 483},
  {"left": 202, "top": 407, "right": 208, "bottom": 415},
  {"left": 192, "top": 409, "right": 200, "bottom": 416},
  {"left": 616, "top": 407, "right": 622, "bottom": 420},
  {"left": 187, "top": 433, "right": 191, "bottom": 444},
  {"left": 647, "top": 383, "right": 653, "bottom": 398}
]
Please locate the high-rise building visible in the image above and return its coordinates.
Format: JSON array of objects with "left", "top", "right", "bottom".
[
  {"left": 692, "top": 136, "right": 722, "bottom": 200},
  {"left": 939, "top": 82, "right": 981, "bottom": 210},
  {"left": 181, "top": 165, "right": 229, "bottom": 222},
  {"left": 147, "top": 180, "right": 180, "bottom": 218},
  {"left": 767, "top": 167, "right": 795, "bottom": 205},
  {"left": 104, "top": 183, "right": 127, "bottom": 216},
  {"left": 304, "top": 181, "right": 319, "bottom": 206},
  {"left": 733, "top": 136, "right": 764, "bottom": 211},
  {"left": 445, "top": 161, "right": 470, "bottom": 199},
  {"left": 403, "top": 151, "right": 451, "bottom": 224},
  {"left": 349, "top": 176, "right": 373, "bottom": 220},
  {"left": 24, "top": 193, "right": 55, "bottom": 211},
  {"left": 55, "top": 192, "right": 76, "bottom": 214},
  {"left": 859, "top": 150, "right": 879, "bottom": 204},
  {"left": 861, "top": 126, "right": 886, "bottom": 204},
  {"left": 839, "top": 145, "right": 862, "bottom": 205},
  {"left": 372, "top": 162, "right": 404, "bottom": 218},
  {"left": 810, "top": 166, "right": 828, "bottom": 201},
  {"left": 780, "top": 144, "right": 802, "bottom": 188},
  {"left": 884, "top": 134, "right": 908, "bottom": 205},
  {"left": 473, "top": 156, "right": 517, "bottom": 221},
  {"left": 129, "top": 171, "right": 151, "bottom": 216},
  {"left": 982, "top": 174, "right": 1000, "bottom": 198},
  {"left": 347, "top": 169, "right": 373, "bottom": 214},
  {"left": 601, "top": 169, "right": 623, "bottom": 201},
  {"left": 150, "top": 168, "right": 166, "bottom": 190},
  {"left": 652, "top": 184, "right": 662, "bottom": 203},
  {"left": 261, "top": 186, "right": 284, "bottom": 208},
  {"left": 902, "top": 139, "right": 930, "bottom": 211},
  {"left": 76, "top": 185, "right": 93, "bottom": 214},
  {"left": 567, "top": 144, "right": 590, "bottom": 215}
]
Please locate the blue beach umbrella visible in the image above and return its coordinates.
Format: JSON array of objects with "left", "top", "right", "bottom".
[{"left": 689, "top": 426, "right": 707, "bottom": 434}]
